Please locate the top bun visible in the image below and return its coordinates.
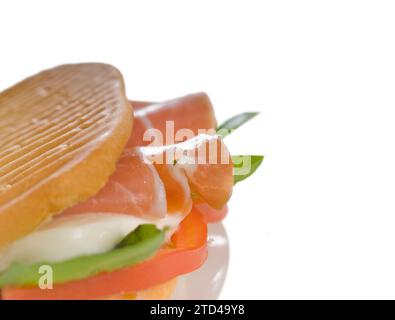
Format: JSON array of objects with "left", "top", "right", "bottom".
[{"left": 0, "top": 63, "right": 133, "bottom": 247}]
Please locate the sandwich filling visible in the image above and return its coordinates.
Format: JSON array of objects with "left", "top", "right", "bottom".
[
  {"left": 0, "top": 133, "right": 233, "bottom": 287},
  {"left": 0, "top": 212, "right": 184, "bottom": 272},
  {"left": 0, "top": 91, "right": 262, "bottom": 300}
]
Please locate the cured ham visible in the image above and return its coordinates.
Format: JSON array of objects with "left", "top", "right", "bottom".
[
  {"left": 62, "top": 134, "right": 233, "bottom": 218},
  {"left": 62, "top": 92, "right": 231, "bottom": 219},
  {"left": 128, "top": 92, "right": 217, "bottom": 147}
]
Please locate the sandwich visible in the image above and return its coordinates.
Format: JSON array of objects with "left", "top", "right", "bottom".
[{"left": 0, "top": 63, "right": 262, "bottom": 299}]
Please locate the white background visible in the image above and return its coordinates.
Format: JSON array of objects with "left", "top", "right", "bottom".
[{"left": 1, "top": 0, "right": 395, "bottom": 299}]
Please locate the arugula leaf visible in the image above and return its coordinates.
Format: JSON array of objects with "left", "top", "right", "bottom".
[
  {"left": 0, "top": 224, "right": 165, "bottom": 287},
  {"left": 217, "top": 113, "right": 263, "bottom": 184},
  {"left": 232, "top": 155, "right": 264, "bottom": 185},
  {"left": 217, "top": 112, "right": 259, "bottom": 138}
]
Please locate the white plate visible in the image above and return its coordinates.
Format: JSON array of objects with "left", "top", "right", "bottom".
[{"left": 172, "top": 222, "right": 230, "bottom": 300}]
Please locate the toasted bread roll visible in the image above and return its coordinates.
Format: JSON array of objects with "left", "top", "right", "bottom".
[
  {"left": 106, "top": 277, "right": 178, "bottom": 300},
  {"left": 0, "top": 63, "right": 133, "bottom": 247}
]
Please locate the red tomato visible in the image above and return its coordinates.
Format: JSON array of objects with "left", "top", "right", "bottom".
[{"left": 1, "top": 209, "right": 207, "bottom": 300}]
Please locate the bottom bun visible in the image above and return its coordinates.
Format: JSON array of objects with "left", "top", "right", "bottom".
[{"left": 106, "top": 277, "right": 178, "bottom": 300}]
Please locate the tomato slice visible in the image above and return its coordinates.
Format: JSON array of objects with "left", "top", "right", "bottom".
[
  {"left": 1, "top": 209, "right": 207, "bottom": 300},
  {"left": 194, "top": 203, "right": 228, "bottom": 223}
]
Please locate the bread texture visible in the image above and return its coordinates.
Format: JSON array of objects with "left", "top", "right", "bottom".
[
  {"left": 106, "top": 277, "right": 178, "bottom": 300},
  {"left": 0, "top": 63, "right": 133, "bottom": 247}
]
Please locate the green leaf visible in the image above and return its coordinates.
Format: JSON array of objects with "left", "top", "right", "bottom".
[
  {"left": 232, "top": 155, "right": 264, "bottom": 185},
  {"left": 0, "top": 224, "right": 165, "bottom": 287},
  {"left": 217, "top": 112, "right": 259, "bottom": 138}
]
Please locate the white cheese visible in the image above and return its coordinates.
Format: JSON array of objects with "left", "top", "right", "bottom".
[{"left": 0, "top": 212, "right": 184, "bottom": 271}]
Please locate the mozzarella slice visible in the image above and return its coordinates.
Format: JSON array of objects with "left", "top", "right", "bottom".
[{"left": 0, "top": 212, "right": 184, "bottom": 272}]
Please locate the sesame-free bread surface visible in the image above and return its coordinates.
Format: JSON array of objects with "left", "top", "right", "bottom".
[{"left": 0, "top": 63, "right": 133, "bottom": 247}]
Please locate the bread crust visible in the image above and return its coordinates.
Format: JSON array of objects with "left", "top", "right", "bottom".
[
  {"left": 0, "top": 63, "right": 133, "bottom": 247},
  {"left": 106, "top": 277, "right": 178, "bottom": 300}
]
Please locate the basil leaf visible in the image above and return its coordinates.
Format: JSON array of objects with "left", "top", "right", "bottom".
[
  {"left": 0, "top": 224, "right": 164, "bottom": 287},
  {"left": 217, "top": 112, "right": 259, "bottom": 138},
  {"left": 232, "top": 155, "right": 264, "bottom": 185}
]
